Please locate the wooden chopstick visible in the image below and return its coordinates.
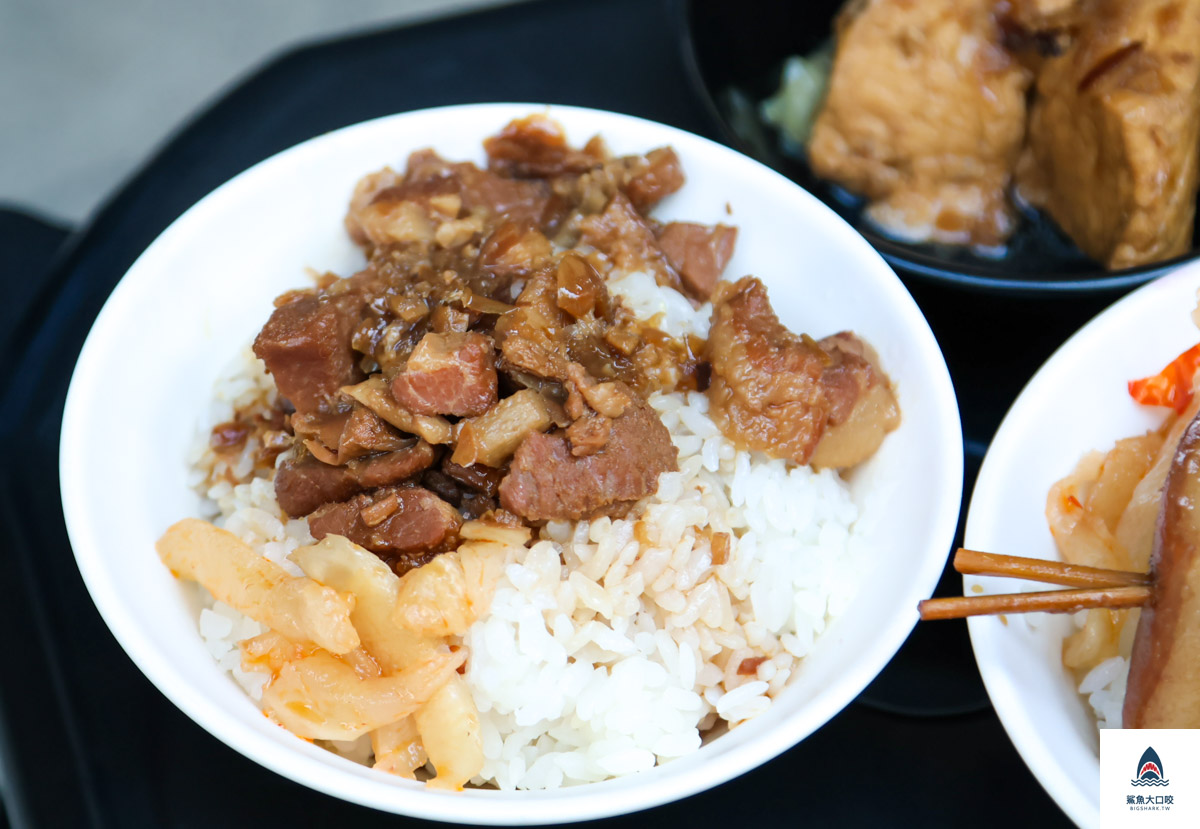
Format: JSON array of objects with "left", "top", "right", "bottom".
[
  {"left": 953, "top": 548, "right": 1152, "bottom": 589},
  {"left": 916, "top": 548, "right": 1155, "bottom": 621},
  {"left": 918, "top": 585, "right": 1151, "bottom": 621}
]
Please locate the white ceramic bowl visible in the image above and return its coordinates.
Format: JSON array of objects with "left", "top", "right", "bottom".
[
  {"left": 965, "top": 264, "right": 1200, "bottom": 828},
  {"left": 60, "top": 103, "right": 962, "bottom": 823}
]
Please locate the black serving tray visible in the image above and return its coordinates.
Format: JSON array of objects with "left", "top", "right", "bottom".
[{"left": 0, "top": 1, "right": 1120, "bottom": 825}]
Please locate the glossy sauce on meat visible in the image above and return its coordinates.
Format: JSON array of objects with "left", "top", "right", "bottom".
[
  {"left": 499, "top": 393, "right": 678, "bottom": 521},
  {"left": 236, "top": 114, "right": 896, "bottom": 576},
  {"left": 242, "top": 115, "right": 727, "bottom": 573},
  {"left": 705, "top": 277, "right": 898, "bottom": 468}
]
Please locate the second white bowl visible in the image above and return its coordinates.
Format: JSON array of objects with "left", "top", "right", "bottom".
[{"left": 966, "top": 264, "right": 1200, "bottom": 828}]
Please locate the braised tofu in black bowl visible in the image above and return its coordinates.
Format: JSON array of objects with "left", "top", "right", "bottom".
[{"left": 681, "top": 0, "right": 1200, "bottom": 294}]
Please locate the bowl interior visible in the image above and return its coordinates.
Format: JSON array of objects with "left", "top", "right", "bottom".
[
  {"left": 60, "top": 103, "right": 962, "bottom": 823},
  {"left": 679, "top": 0, "right": 1200, "bottom": 293},
  {"left": 964, "top": 264, "right": 1200, "bottom": 828}
]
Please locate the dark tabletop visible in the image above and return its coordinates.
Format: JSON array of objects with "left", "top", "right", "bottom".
[{"left": 0, "top": 0, "right": 1122, "bottom": 825}]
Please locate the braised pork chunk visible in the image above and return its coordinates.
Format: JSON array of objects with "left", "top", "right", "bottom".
[
  {"left": 705, "top": 277, "right": 898, "bottom": 468},
  {"left": 307, "top": 485, "right": 462, "bottom": 574},
  {"left": 237, "top": 115, "right": 893, "bottom": 581},
  {"left": 499, "top": 394, "right": 678, "bottom": 522},
  {"left": 245, "top": 115, "right": 738, "bottom": 573}
]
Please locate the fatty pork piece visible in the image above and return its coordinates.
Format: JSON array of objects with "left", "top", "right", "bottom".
[
  {"left": 807, "top": 0, "right": 1032, "bottom": 247},
  {"left": 483, "top": 114, "right": 609, "bottom": 178},
  {"left": 275, "top": 439, "right": 438, "bottom": 517},
  {"left": 706, "top": 277, "right": 898, "bottom": 468},
  {"left": 1016, "top": 0, "right": 1200, "bottom": 270},
  {"left": 291, "top": 405, "right": 413, "bottom": 465},
  {"left": 578, "top": 192, "right": 684, "bottom": 293},
  {"left": 345, "top": 150, "right": 555, "bottom": 249},
  {"left": 253, "top": 291, "right": 367, "bottom": 416},
  {"left": 493, "top": 257, "right": 619, "bottom": 386},
  {"left": 482, "top": 114, "right": 686, "bottom": 213},
  {"left": 391, "top": 332, "right": 498, "bottom": 417},
  {"left": 498, "top": 391, "right": 678, "bottom": 522},
  {"left": 307, "top": 485, "right": 462, "bottom": 574},
  {"left": 655, "top": 222, "right": 738, "bottom": 301},
  {"left": 346, "top": 115, "right": 690, "bottom": 256}
]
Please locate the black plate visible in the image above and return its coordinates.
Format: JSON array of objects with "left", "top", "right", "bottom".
[{"left": 679, "top": 0, "right": 1200, "bottom": 295}]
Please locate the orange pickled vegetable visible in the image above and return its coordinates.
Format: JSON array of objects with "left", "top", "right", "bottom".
[{"left": 1129, "top": 344, "right": 1200, "bottom": 413}]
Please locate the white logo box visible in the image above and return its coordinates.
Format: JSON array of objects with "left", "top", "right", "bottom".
[{"left": 1101, "top": 729, "right": 1200, "bottom": 828}]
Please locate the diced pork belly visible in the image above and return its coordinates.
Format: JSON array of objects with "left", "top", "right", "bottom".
[
  {"left": 307, "top": 485, "right": 462, "bottom": 566},
  {"left": 292, "top": 405, "right": 411, "bottom": 465},
  {"left": 809, "top": 332, "right": 900, "bottom": 469},
  {"left": 274, "top": 440, "right": 438, "bottom": 517},
  {"left": 405, "top": 149, "right": 555, "bottom": 229},
  {"left": 391, "top": 332, "right": 498, "bottom": 417},
  {"left": 554, "top": 253, "right": 607, "bottom": 320},
  {"left": 499, "top": 394, "right": 677, "bottom": 521},
  {"left": 494, "top": 269, "right": 573, "bottom": 383},
  {"left": 347, "top": 175, "right": 460, "bottom": 248},
  {"left": 479, "top": 222, "right": 555, "bottom": 278},
  {"left": 253, "top": 292, "right": 367, "bottom": 416},
  {"left": 623, "top": 147, "right": 686, "bottom": 212},
  {"left": 346, "top": 148, "right": 556, "bottom": 249},
  {"left": 579, "top": 193, "right": 682, "bottom": 290},
  {"left": 656, "top": 222, "right": 738, "bottom": 300},
  {"left": 335, "top": 406, "right": 410, "bottom": 460},
  {"left": 484, "top": 114, "right": 606, "bottom": 178},
  {"left": 705, "top": 277, "right": 897, "bottom": 468},
  {"left": 344, "top": 167, "right": 403, "bottom": 246}
]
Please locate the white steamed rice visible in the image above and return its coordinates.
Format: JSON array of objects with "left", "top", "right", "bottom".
[
  {"left": 185, "top": 272, "right": 876, "bottom": 788},
  {"left": 1018, "top": 607, "right": 1130, "bottom": 730},
  {"left": 1067, "top": 604, "right": 1130, "bottom": 730},
  {"left": 1078, "top": 652, "right": 1128, "bottom": 730}
]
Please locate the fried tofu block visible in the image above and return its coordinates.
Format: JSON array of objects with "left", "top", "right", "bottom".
[
  {"left": 1016, "top": 0, "right": 1200, "bottom": 269},
  {"left": 808, "top": 0, "right": 1032, "bottom": 247}
]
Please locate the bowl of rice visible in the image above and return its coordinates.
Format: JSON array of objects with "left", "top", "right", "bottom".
[
  {"left": 60, "top": 103, "right": 962, "bottom": 823},
  {"left": 965, "top": 264, "right": 1200, "bottom": 828}
]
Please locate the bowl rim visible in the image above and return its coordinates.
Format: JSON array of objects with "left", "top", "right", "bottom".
[
  {"left": 59, "top": 101, "right": 964, "bottom": 823},
  {"left": 673, "top": 0, "right": 1195, "bottom": 297},
  {"left": 963, "top": 261, "right": 1200, "bottom": 829}
]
